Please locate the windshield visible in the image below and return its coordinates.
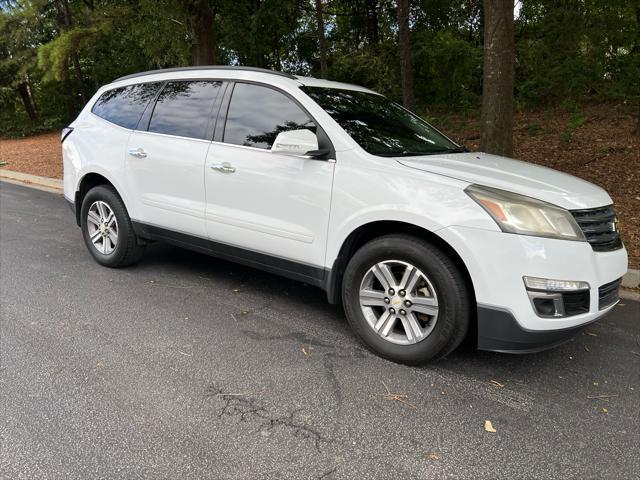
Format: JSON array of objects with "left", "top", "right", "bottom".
[{"left": 301, "top": 86, "right": 461, "bottom": 157}]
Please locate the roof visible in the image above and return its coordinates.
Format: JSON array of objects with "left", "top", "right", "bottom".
[
  {"left": 111, "top": 66, "right": 378, "bottom": 95},
  {"left": 114, "top": 65, "right": 296, "bottom": 82}
]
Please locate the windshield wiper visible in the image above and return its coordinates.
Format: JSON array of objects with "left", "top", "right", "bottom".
[
  {"left": 430, "top": 145, "right": 468, "bottom": 154},
  {"left": 377, "top": 146, "right": 468, "bottom": 157}
]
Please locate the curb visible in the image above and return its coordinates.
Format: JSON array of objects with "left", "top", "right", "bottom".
[
  {"left": 621, "top": 268, "right": 640, "bottom": 290},
  {"left": 0, "top": 169, "right": 63, "bottom": 194},
  {"left": 1, "top": 168, "right": 639, "bottom": 291}
]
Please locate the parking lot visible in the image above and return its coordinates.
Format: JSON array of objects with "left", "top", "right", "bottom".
[{"left": 1, "top": 181, "right": 638, "bottom": 479}]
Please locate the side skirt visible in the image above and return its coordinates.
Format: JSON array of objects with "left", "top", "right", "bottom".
[{"left": 131, "top": 221, "right": 328, "bottom": 290}]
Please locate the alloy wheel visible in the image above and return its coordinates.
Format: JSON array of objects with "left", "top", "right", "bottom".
[
  {"left": 359, "top": 260, "right": 439, "bottom": 345},
  {"left": 86, "top": 200, "right": 118, "bottom": 255}
]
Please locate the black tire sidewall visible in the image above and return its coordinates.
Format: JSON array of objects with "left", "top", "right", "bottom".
[
  {"left": 342, "top": 235, "right": 470, "bottom": 364},
  {"left": 80, "top": 186, "right": 133, "bottom": 267}
]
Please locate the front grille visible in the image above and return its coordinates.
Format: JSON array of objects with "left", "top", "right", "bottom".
[
  {"left": 598, "top": 278, "right": 621, "bottom": 310},
  {"left": 571, "top": 205, "right": 622, "bottom": 252}
]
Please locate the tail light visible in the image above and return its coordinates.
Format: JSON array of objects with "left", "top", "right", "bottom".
[{"left": 61, "top": 127, "right": 74, "bottom": 143}]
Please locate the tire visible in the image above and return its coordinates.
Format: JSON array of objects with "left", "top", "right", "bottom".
[
  {"left": 342, "top": 234, "right": 471, "bottom": 365},
  {"left": 80, "top": 185, "right": 145, "bottom": 267}
]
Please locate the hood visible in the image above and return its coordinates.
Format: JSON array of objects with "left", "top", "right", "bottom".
[{"left": 396, "top": 152, "right": 611, "bottom": 210}]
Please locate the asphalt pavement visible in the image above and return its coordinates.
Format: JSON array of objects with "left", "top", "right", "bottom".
[{"left": 1, "top": 180, "right": 639, "bottom": 479}]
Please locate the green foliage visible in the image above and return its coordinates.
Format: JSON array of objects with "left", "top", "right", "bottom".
[
  {"left": 526, "top": 122, "right": 541, "bottom": 136},
  {"left": 37, "top": 27, "right": 97, "bottom": 81},
  {"left": 0, "top": 0, "right": 638, "bottom": 138},
  {"left": 560, "top": 112, "right": 588, "bottom": 143}
]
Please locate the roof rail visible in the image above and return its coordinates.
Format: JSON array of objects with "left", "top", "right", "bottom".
[{"left": 113, "top": 65, "right": 297, "bottom": 83}]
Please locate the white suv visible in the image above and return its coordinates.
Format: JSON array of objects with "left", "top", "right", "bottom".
[{"left": 62, "top": 66, "right": 628, "bottom": 364}]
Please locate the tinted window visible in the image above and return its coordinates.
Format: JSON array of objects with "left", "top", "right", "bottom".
[
  {"left": 301, "top": 87, "right": 459, "bottom": 156},
  {"left": 224, "top": 83, "right": 315, "bottom": 149},
  {"left": 148, "top": 81, "right": 222, "bottom": 140},
  {"left": 92, "top": 82, "right": 162, "bottom": 129}
]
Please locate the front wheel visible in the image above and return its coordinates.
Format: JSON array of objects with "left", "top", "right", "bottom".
[
  {"left": 342, "top": 234, "right": 471, "bottom": 365},
  {"left": 80, "top": 185, "right": 145, "bottom": 267}
]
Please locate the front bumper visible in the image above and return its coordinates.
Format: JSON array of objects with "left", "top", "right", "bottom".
[
  {"left": 476, "top": 305, "right": 609, "bottom": 353},
  {"left": 437, "top": 225, "right": 628, "bottom": 350}
]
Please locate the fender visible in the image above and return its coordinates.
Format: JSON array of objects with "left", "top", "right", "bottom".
[{"left": 74, "top": 166, "right": 138, "bottom": 221}]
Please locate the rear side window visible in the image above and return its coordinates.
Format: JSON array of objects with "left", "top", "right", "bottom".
[
  {"left": 224, "top": 83, "right": 315, "bottom": 149},
  {"left": 92, "top": 82, "right": 161, "bottom": 129},
  {"left": 148, "top": 81, "right": 222, "bottom": 140}
]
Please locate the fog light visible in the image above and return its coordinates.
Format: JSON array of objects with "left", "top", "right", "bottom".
[
  {"left": 523, "top": 276, "right": 589, "bottom": 292},
  {"left": 532, "top": 297, "right": 558, "bottom": 316},
  {"left": 524, "top": 276, "right": 590, "bottom": 318}
]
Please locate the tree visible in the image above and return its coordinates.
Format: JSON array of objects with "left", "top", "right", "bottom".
[
  {"left": 397, "top": 0, "right": 414, "bottom": 110},
  {"left": 314, "top": 0, "right": 328, "bottom": 78},
  {"left": 480, "top": 0, "right": 514, "bottom": 156},
  {"left": 181, "top": 0, "right": 216, "bottom": 65}
]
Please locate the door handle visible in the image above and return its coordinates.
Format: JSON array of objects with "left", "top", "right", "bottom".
[
  {"left": 128, "top": 148, "right": 148, "bottom": 158},
  {"left": 210, "top": 162, "right": 236, "bottom": 174}
]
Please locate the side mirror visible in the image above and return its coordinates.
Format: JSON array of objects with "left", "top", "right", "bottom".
[{"left": 271, "top": 129, "right": 319, "bottom": 157}]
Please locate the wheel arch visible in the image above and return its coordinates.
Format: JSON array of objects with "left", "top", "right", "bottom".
[
  {"left": 325, "top": 220, "right": 476, "bottom": 311},
  {"left": 74, "top": 171, "right": 126, "bottom": 226}
]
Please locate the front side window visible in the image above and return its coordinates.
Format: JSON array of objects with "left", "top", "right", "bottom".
[
  {"left": 92, "top": 82, "right": 162, "bottom": 129},
  {"left": 301, "top": 86, "right": 460, "bottom": 156},
  {"left": 224, "top": 83, "right": 315, "bottom": 149},
  {"left": 148, "top": 81, "right": 222, "bottom": 140}
]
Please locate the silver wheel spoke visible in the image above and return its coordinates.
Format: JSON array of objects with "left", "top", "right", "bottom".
[
  {"left": 398, "top": 265, "right": 416, "bottom": 291},
  {"left": 411, "top": 297, "right": 438, "bottom": 316},
  {"left": 105, "top": 211, "right": 114, "bottom": 227},
  {"left": 90, "top": 230, "right": 102, "bottom": 244},
  {"left": 373, "top": 263, "right": 396, "bottom": 291},
  {"left": 87, "top": 211, "right": 101, "bottom": 226},
  {"left": 374, "top": 312, "right": 396, "bottom": 337},
  {"left": 96, "top": 202, "right": 107, "bottom": 220},
  {"left": 400, "top": 314, "right": 422, "bottom": 343},
  {"left": 359, "top": 289, "right": 387, "bottom": 307}
]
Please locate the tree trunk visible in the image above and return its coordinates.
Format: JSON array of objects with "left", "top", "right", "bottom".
[
  {"left": 185, "top": 0, "right": 216, "bottom": 65},
  {"left": 397, "top": 0, "right": 415, "bottom": 110},
  {"left": 480, "top": 0, "right": 514, "bottom": 156},
  {"left": 54, "top": 0, "right": 79, "bottom": 119},
  {"left": 634, "top": 2, "right": 640, "bottom": 135},
  {"left": 16, "top": 82, "right": 38, "bottom": 121},
  {"left": 72, "top": 53, "right": 87, "bottom": 104},
  {"left": 365, "top": 0, "right": 379, "bottom": 45},
  {"left": 315, "top": 0, "right": 328, "bottom": 79}
]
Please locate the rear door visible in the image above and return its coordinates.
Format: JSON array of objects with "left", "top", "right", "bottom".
[
  {"left": 126, "top": 80, "right": 224, "bottom": 237},
  {"left": 203, "top": 82, "right": 335, "bottom": 273}
]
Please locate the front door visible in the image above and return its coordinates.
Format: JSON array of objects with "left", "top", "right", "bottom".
[{"left": 204, "top": 82, "right": 335, "bottom": 271}]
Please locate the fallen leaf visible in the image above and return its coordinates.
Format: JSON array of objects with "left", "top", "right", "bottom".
[
  {"left": 585, "top": 331, "right": 598, "bottom": 337},
  {"left": 426, "top": 451, "right": 441, "bottom": 460},
  {"left": 584, "top": 346, "right": 591, "bottom": 352},
  {"left": 96, "top": 361, "right": 104, "bottom": 369},
  {"left": 601, "top": 407, "right": 608, "bottom": 414},
  {"left": 489, "top": 380, "right": 505, "bottom": 388},
  {"left": 484, "top": 420, "right": 497, "bottom": 433},
  {"left": 301, "top": 344, "right": 314, "bottom": 358},
  {"left": 381, "top": 381, "right": 417, "bottom": 409}
]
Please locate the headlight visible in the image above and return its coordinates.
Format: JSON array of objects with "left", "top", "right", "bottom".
[{"left": 465, "top": 184, "right": 586, "bottom": 241}]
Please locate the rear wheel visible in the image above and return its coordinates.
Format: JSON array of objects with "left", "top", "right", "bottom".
[
  {"left": 342, "top": 234, "right": 470, "bottom": 365},
  {"left": 80, "top": 185, "right": 144, "bottom": 267}
]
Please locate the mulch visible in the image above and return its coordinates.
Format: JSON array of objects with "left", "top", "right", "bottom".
[
  {"left": 1, "top": 101, "right": 638, "bottom": 267},
  {"left": 0, "top": 132, "right": 62, "bottom": 179}
]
